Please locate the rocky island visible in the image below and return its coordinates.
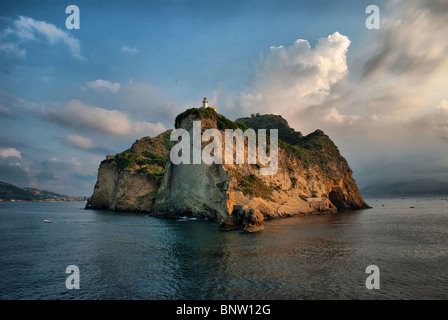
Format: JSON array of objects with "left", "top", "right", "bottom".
[{"left": 86, "top": 107, "right": 368, "bottom": 231}]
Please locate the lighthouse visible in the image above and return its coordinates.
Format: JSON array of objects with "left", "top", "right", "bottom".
[{"left": 200, "top": 97, "right": 216, "bottom": 111}]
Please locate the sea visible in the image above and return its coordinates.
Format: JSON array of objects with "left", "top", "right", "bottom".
[{"left": 0, "top": 197, "right": 447, "bottom": 300}]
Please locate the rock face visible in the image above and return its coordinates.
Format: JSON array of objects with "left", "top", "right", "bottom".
[
  {"left": 87, "top": 108, "right": 369, "bottom": 225},
  {"left": 86, "top": 130, "right": 172, "bottom": 212},
  {"left": 219, "top": 205, "right": 264, "bottom": 232},
  {"left": 87, "top": 160, "right": 158, "bottom": 212}
]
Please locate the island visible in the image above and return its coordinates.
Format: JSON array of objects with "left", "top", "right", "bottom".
[{"left": 86, "top": 103, "right": 368, "bottom": 231}]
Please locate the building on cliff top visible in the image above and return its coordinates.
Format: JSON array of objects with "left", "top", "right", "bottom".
[{"left": 200, "top": 97, "right": 216, "bottom": 111}]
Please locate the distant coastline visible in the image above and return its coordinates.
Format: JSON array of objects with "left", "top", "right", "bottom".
[
  {"left": 0, "top": 199, "right": 87, "bottom": 202},
  {"left": 0, "top": 181, "right": 86, "bottom": 202},
  {"left": 361, "top": 178, "right": 448, "bottom": 197}
]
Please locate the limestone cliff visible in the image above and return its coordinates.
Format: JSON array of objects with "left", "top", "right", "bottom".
[
  {"left": 86, "top": 130, "right": 172, "bottom": 212},
  {"left": 87, "top": 109, "right": 368, "bottom": 222}
]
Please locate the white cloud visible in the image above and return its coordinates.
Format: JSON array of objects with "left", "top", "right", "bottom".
[
  {"left": 64, "top": 135, "right": 94, "bottom": 150},
  {"left": 0, "top": 147, "right": 21, "bottom": 159},
  {"left": 44, "top": 100, "right": 166, "bottom": 138},
  {"left": 235, "top": 32, "right": 350, "bottom": 125},
  {"left": 9, "top": 16, "right": 83, "bottom": 60},
  {"left": 436, "top": 100, "right": 448, "bottom": 114},
  {"left": 121, "top": 46, "right": 138, "bottom": 54},
  {"left": 300, "top": 0, "right": 448, "bottom": 186},
  {"left": 230, "top": 1, "right": 448, "bottom": 138},
  {"left": 0, "top": 42, "right": 26, "bottom": 58},
  {"left": 213, "top": 0, "right": 448, "bottom": 187},
  {"left": 324, "top": 108, "right": 361, "bottom": 125},
  {"left": 86, "top": 79, "right": 121, "bottom": 93},
  {"left": 411, "top": 100, "right": 448, "bottom": 143}
]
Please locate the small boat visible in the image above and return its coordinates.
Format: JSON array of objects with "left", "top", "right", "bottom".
[{"left": 44, "top": 219, "right": 52, "bottom": 223}]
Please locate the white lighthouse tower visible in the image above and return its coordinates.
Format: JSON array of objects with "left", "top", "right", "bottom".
[{"left": 200, "top": 97, "right": 216, "bottom": 111}]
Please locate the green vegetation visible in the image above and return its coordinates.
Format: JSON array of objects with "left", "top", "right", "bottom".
[
  {"left": 234, "top": 172, "right": 273, "bottom": 201},
  {"left": 152, "top": 169, "right": 165, "bottom": 178},
  {"left": 235, "top": 114, "right": 303, "bottom": 145},
  {"left": 175, "top": 108, "right": 248, "bottom": 131},
  {"left": 113, "top": 130, "right": 173, "bottom": 176},
  {"left": 297, "top": 129, "right": 340, "bottom": 154},
  {"left": 115, "top": 156, "right": 136, "bottom": 171},
  {"left": 142, "top": 152, "right": 167, "bottom": 167},
  {"left": 235, "top": 113, "right": 344, "bottom": 166},
  {"left": 174, "top": 109, "right": 342, "bottom": 167},
  {"left": 290, "top": 177, "right": 298, "bottom": 188},
  {"left": 136, "top": 193, "right": 150, "bottom": 203},
  {"left": 110, "top": 109, "right": 346, "bottom": 195},
  {"left": 175, "top": 107, "right": 216, "bottom": 127},
  {"left": 150, "top": 186, "right": 160, "bottom": 196},
  {"left": 129, "top": 130, "right": 173, "bottom": 155}
]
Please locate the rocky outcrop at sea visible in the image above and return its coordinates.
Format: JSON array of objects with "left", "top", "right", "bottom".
[{"left": 86, "top": 108, "right": 368, "bottom": 229}]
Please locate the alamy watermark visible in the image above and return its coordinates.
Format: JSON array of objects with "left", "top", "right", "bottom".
[
  {"left": 169, "top": 121, "right": 278, "bottom": 175},
  {"left": 65, "top": 265, "right": 80, "bottom": 290},
  {"left": 365, "top": 5, "right": 380, "bottom": 30},
  {"left": 65, "top": 5, "right": 80, "bottom": 30},
  {"left": 366, "top": 265, "right": 380, "bottom": 289}
]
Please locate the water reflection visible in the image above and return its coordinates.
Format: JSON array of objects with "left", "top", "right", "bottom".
[
  {"left": 1, "top": 201, "right": 447, "bottom": 299},
  {"left": 86, "top": 210, "right": 370, "bottom": 299}
]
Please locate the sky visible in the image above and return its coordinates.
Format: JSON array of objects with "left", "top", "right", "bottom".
[{"left": 1, "top": 0, "right": 448, "bottom": 197}]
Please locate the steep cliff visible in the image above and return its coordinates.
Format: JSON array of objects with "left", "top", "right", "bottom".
[
  {"left": 87, "top": 108, "right": 368, "bottom": 222},
  {"left": 86, "top": 130, "right": 173, "bottom": 212}
]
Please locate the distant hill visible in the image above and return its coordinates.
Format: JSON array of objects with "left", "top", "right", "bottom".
[
  {"left": 361, "top": 179, "right": 448, "bottom": 196},
  {"left": 0, "top": 181, "right": 86, "bottom": 202}
]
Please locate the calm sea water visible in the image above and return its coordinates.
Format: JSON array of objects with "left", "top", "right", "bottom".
[{"left": 0, "top": 197, "right": 447, "bottom": 300}]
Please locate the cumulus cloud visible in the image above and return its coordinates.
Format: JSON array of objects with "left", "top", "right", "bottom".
[
  {"left": 324, "top": 108, "right": 361, "bottom": 125},
  {"left": 5, "top": 16, "right": 83, "bottom": 60},
  {"left": 43, "top": 100, "right": 166, "bottom": 138},
  {"left": 121, "top": 46, "right": 138, "bottom": 54},
  {"left": 86, "top": 79, "right": 121, "bottom": 93},
  {"left": 0, "top": 147, "right": 21, "bottom": 159},
  {"left": 292, "top": 0, "right": 448, "bottom": 146},
  {"left": 304, "top": 0, "right": 448, "bottom": 185},
  {"left": 227, "top": 0, "right": 448, "bottom": 135},
  {"left": 216, "top": 0, "right": 448, "bottom": 187},
  {"left": 234, "top": 32, "right": 350, "bottom": 123},
  {"left": 327, "top": 0, "right": 448, "bottom": 123}
]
